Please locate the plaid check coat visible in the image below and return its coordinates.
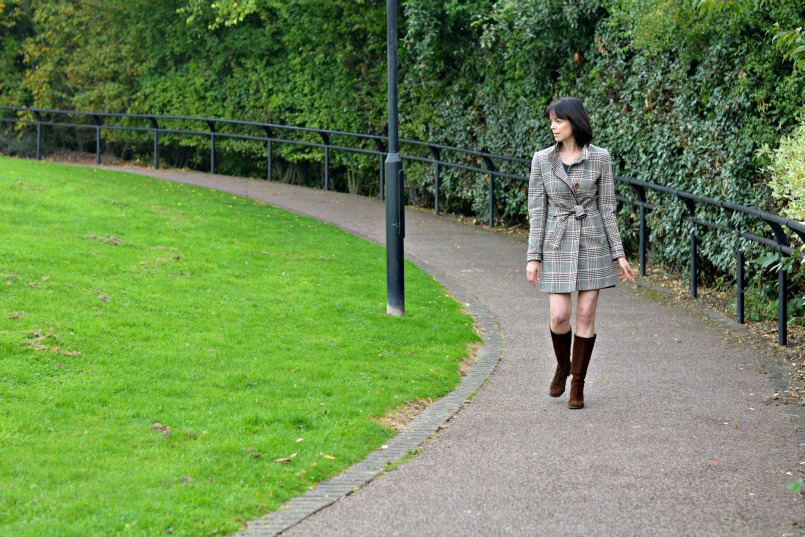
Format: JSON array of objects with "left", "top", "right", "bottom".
[{"left": 527, "top": 143, "right": 626, "bottom": 293}]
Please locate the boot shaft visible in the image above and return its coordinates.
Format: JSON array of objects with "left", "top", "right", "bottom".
[{"left": 568, "top": 334, "right": 596, "bottom": 409}]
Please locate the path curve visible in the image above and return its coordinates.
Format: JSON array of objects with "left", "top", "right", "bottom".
[{"left": 111, "top": 168, "right": 804, "bottom": 537}]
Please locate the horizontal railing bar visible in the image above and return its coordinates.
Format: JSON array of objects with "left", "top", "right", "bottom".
[
  {"left": 615, "top": 196, "right": 655, "bottom": 212},
  {"left": 402, "top": 138, "right": 530, "bottom": 164},
  {"left": 7, "top": 115, "right": 529, "bottom": 180},
  {"left": 619, "top": 175, "right": 805, "bottom": 234},
  {"left": 0, "top": 105, "right": 531, "bottom": 166}
]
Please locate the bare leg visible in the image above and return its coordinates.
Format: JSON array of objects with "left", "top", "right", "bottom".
[
  {"left": 548, "top": 293, "right": 572, "bottom": 334},
  {"left": 575, "top": 289, "right": 599, "bottom": 338}
]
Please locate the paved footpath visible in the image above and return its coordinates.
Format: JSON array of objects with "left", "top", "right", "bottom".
[{"left": 114, "top": 167, "right": 804, "bottom": 536}]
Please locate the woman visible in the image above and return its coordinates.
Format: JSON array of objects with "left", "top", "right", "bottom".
[{"left": 526, "top": 97, "right": 635, "bottom": 409}]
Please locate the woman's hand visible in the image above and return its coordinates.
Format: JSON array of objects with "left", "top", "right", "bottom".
[
  {"left": 526, "top": 260, "right": 541, "bottom": 287},
  {"left": 616, "top": 257, "right": 635, "bottom": 283}
]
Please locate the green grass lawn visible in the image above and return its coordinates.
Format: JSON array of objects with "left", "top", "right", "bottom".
[{"left": 0, "top": 157, "right": 480, "bottom": 537}]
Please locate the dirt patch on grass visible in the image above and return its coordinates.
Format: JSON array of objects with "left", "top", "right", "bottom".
[
  {"left": 374, "top": 399, "right": 433, "bottom": 433},
  {"left": 460, "top": 341, "right": 484, "bottom": 377}
]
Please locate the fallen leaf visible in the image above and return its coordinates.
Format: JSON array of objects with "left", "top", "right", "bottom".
[
  {"left": 98, "top": 295, "right": 111, "bottom": 302},
  {"left": 274, "top": 452, "right": 298, "bottom": 464},
  {"left": 323, "top": 455, "right": 335, "bottom": 460}
]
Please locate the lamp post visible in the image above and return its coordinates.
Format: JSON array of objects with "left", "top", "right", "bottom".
[{"left": 385, "top": 0, "right": 405, "bottom": 316}]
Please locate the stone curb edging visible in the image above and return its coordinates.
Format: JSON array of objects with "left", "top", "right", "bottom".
[{"left": 236, "top": 272, "right": 502, "bottom": 537}]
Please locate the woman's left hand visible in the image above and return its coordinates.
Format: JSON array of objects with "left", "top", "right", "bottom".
[{"left": 616, "top": 257, "right": 635, "bottom": 283}]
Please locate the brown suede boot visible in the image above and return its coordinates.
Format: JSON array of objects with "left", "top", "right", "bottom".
[
  {"left": 549, "top": 329, "right": 572, "bottom": 397},
  {"left": 568, "top": 334, "right": 596, "bottom": 409}
]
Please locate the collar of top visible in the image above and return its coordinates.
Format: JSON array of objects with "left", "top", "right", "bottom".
[{"left": 547, "top": 143, "right": 589, "bottom": 165}]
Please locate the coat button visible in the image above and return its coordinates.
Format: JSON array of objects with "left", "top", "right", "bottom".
[{"left": 575, "top": 183, "right": 580, "bottom": 188}]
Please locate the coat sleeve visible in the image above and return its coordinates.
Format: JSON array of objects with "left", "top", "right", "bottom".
[
  {"left": 527, "top": 152, "right": 548, "bottom": 262},
  {"left": 596, "top": 150, "right": 626, "bottom": 260}
]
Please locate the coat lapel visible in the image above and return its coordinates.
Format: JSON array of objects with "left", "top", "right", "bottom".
[{"left": 547, "top": 144, "right": 576, "bottom": 195}]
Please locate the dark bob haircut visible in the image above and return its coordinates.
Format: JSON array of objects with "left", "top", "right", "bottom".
[{"left": 545, "top": 97, "right": 593, "bottom": 148}]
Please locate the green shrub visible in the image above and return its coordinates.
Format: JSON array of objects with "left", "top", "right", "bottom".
[{"left": 763, "top": 118, "right": 805, "bottom": 223}]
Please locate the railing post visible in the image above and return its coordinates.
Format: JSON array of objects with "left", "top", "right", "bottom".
[
  {"left": 319, "top": 131, "right": 330, "bottom": 190},
  {"left": 263, "top": 126, "right": 273, "bottom": 181},
  {"left": 779, "top": 254, "right": 788, "bottom": 346},
  {"left": 206, "top": 120, "right": 216, "bottom": 174},
  {"left": 34, "top": 110, "right": 42, "bottom": 160},
  {"left": 92, "top": 114, "right": 103, "bottom": 165},
  {"left": 736, "top": 249, "right": 745, "bottom": 324},
  {"left": 690, "top": 233, "right": 698, "bottom": 298},
  {"left": 482, "top": 155, "right": 496, "bottom": 228},
  {"left": 148, "top": 117, "right": 159, "bottom": 170},
  {"left": 429, "top": 145, "right": 441, "bottom": 215},
  {"left": 630, "top": 184, "right": 648, "bottom": 276},
  {"left": 679, "top": 195, "right": 697, "bottom": 298},
  {"left": 374, "top": 138, "right": 386, "bottom": 200},
  {"left": 762, "top": 219, "right": 790, "bottom": 346}
]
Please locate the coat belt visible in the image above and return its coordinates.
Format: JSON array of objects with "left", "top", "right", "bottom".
[{"left": 547, "top": 204, "right": 598, "bottom": 249}]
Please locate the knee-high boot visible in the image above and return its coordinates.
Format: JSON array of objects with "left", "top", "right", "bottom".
[
  {"left": 568, "top": 334, "right": 596, "bottom": 409},
  {"left": 549, "top": 329, "right": 572, "bottom": 397}
]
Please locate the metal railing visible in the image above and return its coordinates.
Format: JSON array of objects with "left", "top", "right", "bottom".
[{"left": 1, "top": 105, "right": 803, "bottom": 345}]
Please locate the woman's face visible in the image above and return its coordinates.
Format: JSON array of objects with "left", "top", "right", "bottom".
[{"left": 549, "top": 114, "right": 574, "bottom": 145}]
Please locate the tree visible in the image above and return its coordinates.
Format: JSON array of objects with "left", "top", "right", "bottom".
[{"left": 695, "top": 0, "right": 805, "bottom": 71}]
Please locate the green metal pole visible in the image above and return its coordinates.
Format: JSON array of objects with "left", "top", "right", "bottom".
[{"left": 385, "top": 0, "right": 405, "bottom": 316}]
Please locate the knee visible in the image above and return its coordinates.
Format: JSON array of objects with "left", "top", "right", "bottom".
[
  {"left": 575, "top": 306, "right": 596, "bottom": 328},
  {"left": 550, "top": 309, "right": 572, "bottom": 327}
]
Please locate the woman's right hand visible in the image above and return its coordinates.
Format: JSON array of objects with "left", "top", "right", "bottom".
[{"left": 526, "top": 260, "right": 540, "bottom": 287}]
